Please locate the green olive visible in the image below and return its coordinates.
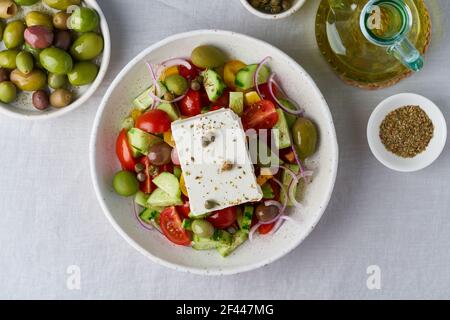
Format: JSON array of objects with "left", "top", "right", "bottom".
[
  {"left": 113, "top": 170, "right": 139, "bottom": 197},
  {"left": 0, "top": 50, "right": 19, "bottom": 69},
  {"left": 3, "top": 20, "right": 26, "bottom": 49},
  {"left": 23, "top": 42, "right": 42, "bottom": 59},
  {"left": 40, "top": 48, "right": 73, "bottom": 75},
  {"left": 42, "top": 0, "right": 80, "bottom": 10},
  {"left": 70, "top": 32, "right": 103, "bottom": 61},
  {"left": 0, "top": 81, "right": 17, "bottom": 103},
  {"left": 191, "top": 45, "right": 227, "bottom": 69},
  {"left": 25, "top": 11, "right": 54, "bottom": 30},
  {"left": 191, "top": 219, "right": 215, "bottom": 238},
  {"left": 164, "top": 74, "right": 188, "bottom": 96},
  {"left": 68, "top": 61, "right": 98, "bottom": 86},
  {"left": 10, "top": 68, "right": 47, "bottom": 91},
  {"left": 14, "top": 0, "right": 40, "bottom": 5},
  {"left": 292, "top": 118, "right": 318, "bottom": 160},
  {"left": 48, "top": 72, "right": 67, "bottom": 89},
  {"left": 50, "top": 88, "right": 72, "bottom": 108},
  {"left": 68, "top": 6, "right": 99, "bottom": 32},
  {"left": 53, "top": 11, "right": 70, "bottom": 30},
  {"left": 16, "top": 51, "right": 34, "bottom": 74}
]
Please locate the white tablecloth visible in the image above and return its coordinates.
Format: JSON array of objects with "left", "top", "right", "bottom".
[{"left": 1, "top": 0, "right": 450, "bottom": 299}]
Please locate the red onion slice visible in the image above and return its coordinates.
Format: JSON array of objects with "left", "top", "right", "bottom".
[
  {"left": 254, "top": 56, "right": 272, "bottom": 97},
  {"left": 268, "top": 74, "right": 304, "bottom": 116},
  {"left": 249, "top": 222, "right": 262, "bottom": 242},
  {"left": 171, "top": 147, "right": 180, "bottom": 165},
  {"left": 157, "top": 58, "right": 192, "bottom": 78}
]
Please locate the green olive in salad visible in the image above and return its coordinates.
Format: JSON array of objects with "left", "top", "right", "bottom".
[
  {"left": 0, "top": 0, "right": 104, "bottom": 111},
  {"left": 111, "top": 46, "right": 319, "bottom": 257}
]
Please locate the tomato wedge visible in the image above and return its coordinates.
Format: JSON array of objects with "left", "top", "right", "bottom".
[
  {"left": 179, "top": 89, "right": 202, "bottom": 117},
  {"left": 159, "top": 207, "right": 191, "bottom": 246},
  {"left": 207, "top": 206, "right": 237, "bottom": 229},
  {"left": 179, "top": 62, "right": 200, "bottom": 80},
  {"left": 138, "top": 157, "right": 153, "bottom": 194},
  {"left": 213, "top": 88, "right": 230, "bottom": 107},
  {"left": 259, "top": 222, "right": 275, "bottom": 235},
  {"left": 177, "top": 200, "right": 191, "bottom": 219},
  {"left": 136, "top": 109, "right": 171, "bottom": 134},
  {"left": 116, "top": 129, "right": 136, "bottom": 171},
  {"left": 241, "top": 100, "right": 279, "bottom": 131}
]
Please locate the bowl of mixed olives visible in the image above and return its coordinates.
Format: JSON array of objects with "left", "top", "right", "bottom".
[
  {"left": 240, "top": 0, "right": 306, "bottom": 19},
  {"left": 0, "top": 0, "right": 110, "bottom": 119}
]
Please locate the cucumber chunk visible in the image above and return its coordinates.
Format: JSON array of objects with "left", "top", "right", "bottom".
[
  {"left": 147, "top": 188, "right": 182, "bottom": 207},
  {"left": 217, "top": 230, "right": 248, "bottom": 257},
  {"left": 139, "top": 207, "right": 163, "bottom": 223},
  {"left": 235, "top": 64, "right": 270, "bottom": 90},
  {"left": 152, "top": 172, "right": 181, "bottom": 198},
  {"left": 241, "top": 206, "right": 254, "bottom": 233},
  {"left": 134, "top": 191, "right": 149, "bottom": 207},
  {"left": 157, "top": 102, "right": 180, "bottom": 121},
  {"left": 133, "top": 82, "right": 167, "bottom": 110},
  {"left": 273, "top": 109, "right": 292, "bottom": 149},
  {"left": 201, "top": 69, "right": 226, "bottom": 102},
  {"left": 127, "top": 128, "right": 162, "bottom": 156},
  {"left": 229, "top": 91, "right": 244, "bottom": 115}
]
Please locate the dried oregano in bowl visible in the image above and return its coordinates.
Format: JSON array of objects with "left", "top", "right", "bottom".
[{"left": 379, "top": 105, "right": 434, "bottom": 158}]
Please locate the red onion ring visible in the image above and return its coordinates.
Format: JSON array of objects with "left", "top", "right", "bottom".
[
  {"left": 249, "top": 222, "right": 262, "bottom": 242},
  {"left": 268, "top": 74, "right": 304, "bottom": 116},
  {"left": 254, "top": 56, "right": 272, "bottom": 98},
  {"left": 159, "top": 58, "right": 191, "bottom": 72}
]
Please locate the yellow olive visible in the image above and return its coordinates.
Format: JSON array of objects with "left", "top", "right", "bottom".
[
  {"left": 43, "top": 0, "right": 80, "bottom": 10},
  {"left": 10, "top": 68, "right": 47, "bottom": 91},
  {"left": 292, "top": 118, "right": 318, "bottom": 160},
  {"left": 25, "top": 11, "right": 54, "bottom": 30}
]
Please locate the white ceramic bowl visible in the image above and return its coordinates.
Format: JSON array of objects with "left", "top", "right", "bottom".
[
  {"left": 367, "top": 93, "right": 447, "bottom": 172},
  {"left": 90, "top": 30, "right": 338, "bottom": 275},
  {"left": 239, "top": 0, "right": 306, "bottom": 19},
  {"left": 0, "top": 0, "right": 110, "bottom": 120}
]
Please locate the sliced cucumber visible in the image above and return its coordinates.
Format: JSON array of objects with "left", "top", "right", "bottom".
[
  {"left": 192, "top": 235, "right": 218, "bottom": 250},
  {"left": 133, "top": 82, "right": 167, "bottom": 110},
  {"left": 241, "top": 206, "right": 254, "bottom": 233},
  {"left": 139, "top": 207, "right": 163, "bottom": 223},
  {"left": 212, "top": 229, "right": 232, "bottom": 246},
  {"left": 157, "top": 102, "right": 180, "bottom": 121},
  {"left": 280, "top": 164, "right": 299, "bottom": 207},
  {"left": 147, "top": 188, "right": 182, "bottom": 207},
  {"left": 152, "top": 172, "right": 181, "bottom": 198},
  {"left": 235, "top": 64, "right": 270, "bottom": 90},
  {"left": 261, "top": 183, "right": 274, "bottom": 199},
  {"left": 273, "top": 109, "right": 292, "bottom": 149},
  {"left": 229, "top": 91, "right": 244, "bottom": 115},
  {"left": 279, "top": 99, "right": 298, "bottom": 128},
  {"left": 127, "top": 127, "right": 162, "bottom": 156},
  {"left": 201, "top": 69, "right": 226, "bottom": 102},
  {"left": 134, "top": 191, "right": 149, "bottom": 207},
  {"left": 217, "top": 230, "right": 248, "bottom": 257},
  {"left": 182, "top": 218, "right": 193, "bottom": 231}
]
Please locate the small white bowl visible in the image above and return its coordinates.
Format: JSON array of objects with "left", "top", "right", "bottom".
[
  {"left": 367, "top": 93, "right": 447, "bottom": 172},
  {"left": 239, "top": 0, "right": 306, "bottom": 20},
  {"left": 0, "top": 0, "right": 111, "bottom": 120}
]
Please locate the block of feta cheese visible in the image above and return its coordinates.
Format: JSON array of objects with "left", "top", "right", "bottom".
[{"left": 171, "top": 109, "right": 263, "bottom": 216}]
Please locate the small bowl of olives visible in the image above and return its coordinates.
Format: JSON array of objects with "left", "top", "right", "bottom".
[
  {"left": 0, "top": 0, "right": 110, "bottom": 120},
  {"left": 239, "top": 0, "right": 306, "bottom": 19}
]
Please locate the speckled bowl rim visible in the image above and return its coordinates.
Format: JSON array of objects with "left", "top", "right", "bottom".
[
  {"left": 239, "top": 0, "right": 307, "bottom": 20},
  {"left": 90, "top": 29, "right": 339, "bottom": 276},
  {"left": 0, "top": 0, "right": 111, "bottom": 121}
]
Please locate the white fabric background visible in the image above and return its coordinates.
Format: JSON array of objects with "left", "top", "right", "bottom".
[{"left": 1, "top": 0, "right": 450, "bottom": 299}]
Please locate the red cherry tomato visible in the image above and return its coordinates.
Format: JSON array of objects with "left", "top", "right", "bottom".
[
  {"left": 116, "top": 129, "right": 136, "bottom": 171},
  {"left": 241, "top": 100, "right": 279, "bottom": 131},
  {"left": 179, "top": 89, "right": 202, "bottom": 117},
  {"left": 259, "top": 222, "right": 275, "bottom": 235},
  {"left": 207, "top": 206, "right": 237, "bottom": 229},
  {"left": 179, "top": 62, "right": 200, "bottom": 80},
  {"left": 213, "top": 89, "right": 230, "bottom": 107},
  {"left": 159, "top": 207, "right": 191, "bottom": 246},
  {"left": 138, "top": 157, "right": 154, "bottom": 194},
  {"left": 136, "top": 109, "right": 171, "bottom": 134},
  {"left": 257, "top": 83, "right": 278, "bottom": 106},
  {"left": 177, "top": 201, "right": 191, "bottom": 219},
  {"left": 210, "top": 106, "right": 223, "bottom": 111},
  {"left": 200, "top": 90, "right": 210, "bottom": 108}
]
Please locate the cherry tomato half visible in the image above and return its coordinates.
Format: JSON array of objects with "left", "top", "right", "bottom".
[
  {"left": 179, "top": 89, "right": 202, "bottom": 117},
  {"left": 207, "top": 206, "right": 237, "bottom": 229},
  {"left": 241, "top": 100, "right": 279, "bottom": 131},
  {"left": 258, "top": 222, "right": 275, "bottom": 235},
  {"left": 159, "top": 207, "right": 191, "bottom": 246},
  {"left": 257, "top": 83, "right": 278, "bottom": 106},
  {"left": 136, "top": 109, "right": 171, "bottom": 134},
  {"left": 116, "top": 129, "right": 136, "bottom": 171},
  {"left": 177, "top": 200, "right": 191, "bottom": 219},
  {"left": 179, "top": 62, "right": 200, "bottom": 80},
  {"left": 213, "top": 89, "right": 230, "bottom": 107}
]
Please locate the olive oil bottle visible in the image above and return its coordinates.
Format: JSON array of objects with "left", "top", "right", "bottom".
[{"left": 316, "top": 0, "right": 431, "bottom": 88}]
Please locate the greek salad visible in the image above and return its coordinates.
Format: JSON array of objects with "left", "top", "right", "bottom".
[{"left": 112, "top": 45, "right": 318, "bottom": 257}]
